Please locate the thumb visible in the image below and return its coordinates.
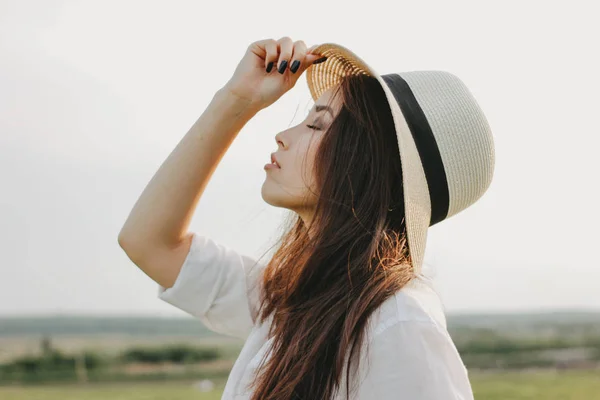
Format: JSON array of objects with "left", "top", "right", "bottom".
[
  {"left": 306, "top": 45, "right": 327, "bottom": 65},
  {"left": 305, "top": 53, "right": 324, "bottom": 64},
  {"left": 295, "top": 54, "right": 328, "bottom": 77}
]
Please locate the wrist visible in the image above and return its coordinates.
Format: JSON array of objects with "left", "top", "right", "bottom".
[{"left": 216, "top": 85, "right": 264, "bottom": 117}]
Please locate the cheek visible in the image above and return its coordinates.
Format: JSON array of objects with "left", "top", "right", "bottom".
[
  {"left": 298, "top": 138, "right": 322, "bottom": 187},
  {"left": 269, "top": 134, "right": 322, "bottom": 192}
]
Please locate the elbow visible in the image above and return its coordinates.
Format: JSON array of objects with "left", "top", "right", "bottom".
[
  {"left": 117, "top": 228, "right": 132, "bottom": 252},
  {"left": 117, "top": 230, "right": 144, "bottom": 265},
  {"left": 117, "top": 229, "right": 131, "bottom": 247}
]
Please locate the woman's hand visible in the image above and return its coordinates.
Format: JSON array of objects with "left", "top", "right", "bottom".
[{"left": 223, "top": 37, "right": 323, "bottom": 111}]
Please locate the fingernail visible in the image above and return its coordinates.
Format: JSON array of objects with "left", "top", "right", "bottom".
[
  {"left": 266, "top": 62, "right": 274, "bottom": 73},
  {"left": 290, "top": 60, "right": 301, "bottom": 73},
  {"left": 312, "top": 56, "right": 328, "bottom": 65},
  {"left": 278, "top": 60, "right": 288, "bottom": 74}
]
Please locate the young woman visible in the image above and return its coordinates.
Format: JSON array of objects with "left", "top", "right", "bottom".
[{"left": 118, "top": 37, "right": 495, "bottom": 399}]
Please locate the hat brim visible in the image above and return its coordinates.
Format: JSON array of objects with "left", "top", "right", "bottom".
[{"left": 306, "top": 43, "right": 432, "bottom": 275}]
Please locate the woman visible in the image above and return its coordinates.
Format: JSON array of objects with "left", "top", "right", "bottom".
[{"left": 118, "top": 37, "right": 495, "bottom": 399}]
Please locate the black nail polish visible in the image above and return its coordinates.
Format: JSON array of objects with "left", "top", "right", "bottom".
[
  {"left": 278, "top": 60, "right": 288, "bottom": 74},
  {"left": 290, "top": 60, "right": 301, "bottom": 73},
  {"left": 266, "top": 62, "right": 274, "bottom": 73},
  {"left": 312, "top": 56, "right": 328, "bottom": 65}
]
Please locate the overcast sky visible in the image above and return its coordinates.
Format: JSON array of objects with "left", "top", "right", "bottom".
[{"left": 1, "top": 0, "right": 598, "bottom": 318}]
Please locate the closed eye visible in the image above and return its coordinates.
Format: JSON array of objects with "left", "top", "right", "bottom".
[{"left": 306, "top": 124, "right": 321, "bottom": 131}]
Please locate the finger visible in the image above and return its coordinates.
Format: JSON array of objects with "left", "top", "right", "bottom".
[
  {"left": 249, "top": 39, "right": 272, "bottom": 58},
  {"left": 276, "top": 36, "right": 293, "bottom": 74},
  {"left": 290, "top": 40, "right": 323, "bottom": 74},
  {"left": 305, "top": 44, "right": 327, "bottom": 65},
  {"left": 294, "top": 53, "right": 327, "bottom": 77},
  {"left": 263, "top": 40, "right": 278, "bottom": 72},
  {"left": 289, "top": 40, "right": 307, "bottom": 74}
]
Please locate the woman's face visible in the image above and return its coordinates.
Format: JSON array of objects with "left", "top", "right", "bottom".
[{"left": 261, "top": 87, "right": 341, "bottom": 222}]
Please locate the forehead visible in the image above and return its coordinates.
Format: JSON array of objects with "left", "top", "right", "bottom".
[{"left": 314, "top": 86, "right": 342, "bottom": 113}]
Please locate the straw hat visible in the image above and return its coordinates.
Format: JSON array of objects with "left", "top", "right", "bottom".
[{"left": 306, "top": 43, "right": 495, "bottom": 274}]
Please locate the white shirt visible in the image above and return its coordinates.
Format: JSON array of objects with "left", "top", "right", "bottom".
[{"left": 158, "top": 233, "right": 474, "bottom": 399}]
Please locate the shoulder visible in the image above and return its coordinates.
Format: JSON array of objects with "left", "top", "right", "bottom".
[
  {"left": 366, "top": 274, "right": 448, "bottom": 342},
  {"left": 353, "top": 278, "right": 474, "bottom": 399}
]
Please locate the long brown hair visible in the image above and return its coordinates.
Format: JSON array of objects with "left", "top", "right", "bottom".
[{"left": 251, "top": 74, "right": 414, "bottom": 400}]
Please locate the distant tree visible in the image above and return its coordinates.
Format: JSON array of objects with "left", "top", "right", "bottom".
[{"left": 40, "top": 335, "right": 52, "bottom": 356}]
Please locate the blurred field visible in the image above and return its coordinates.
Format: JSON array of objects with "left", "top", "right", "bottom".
[
  {"left": 471, "top": 370, "right": 600, "bottom": 399},
  {"left": 1, "top": 371, "right": 599, "bottom": 400},
  {"left": 0, "top": 381, "right": 225, "bottom": 400},
  {"left": 1, "top": 315, "right": 599, "bottom": 398}
]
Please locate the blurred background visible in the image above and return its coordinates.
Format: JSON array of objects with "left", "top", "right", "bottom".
[{"left": 1, "top": 0, "right": 599, "bottom": 399}]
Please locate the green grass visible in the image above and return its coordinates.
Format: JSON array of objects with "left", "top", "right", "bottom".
[
  {"left": 0, "top": 381, "right": 225, "bottom": 400},
  {"left": 0, "top": 371, "right": 598, "bottom": 399},
  {"left": 472, "top": 370, "right": 600, "bottom": 400}
]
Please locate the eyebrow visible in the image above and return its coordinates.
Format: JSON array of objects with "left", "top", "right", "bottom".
[{"left": 315, "top": 104, "right": 334, "bottom": 117}]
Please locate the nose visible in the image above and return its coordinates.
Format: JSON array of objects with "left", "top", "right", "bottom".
[{"left": 275, "top": 132, "right": 287, "bottom": 149}]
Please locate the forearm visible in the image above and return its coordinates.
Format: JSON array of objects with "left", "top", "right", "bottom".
[{"left": 118, "top": 87, "right": 258, "bottom": 253}]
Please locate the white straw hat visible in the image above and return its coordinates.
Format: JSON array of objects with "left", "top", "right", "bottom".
[{"left": 306, "top": 43, "right": 495, "bottom": 274}]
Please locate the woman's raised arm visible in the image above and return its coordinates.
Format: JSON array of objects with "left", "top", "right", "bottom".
[
  {"left": 118, "top": 38, "right": 321, "bottom": 289},
  {"left": 117, "top": 88, "right": 257, "bottom": 289}
]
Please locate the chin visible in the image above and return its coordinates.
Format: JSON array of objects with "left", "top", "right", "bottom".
[
  {"left": 261, "top": 181, "right": 296, "bottom": 209},
  {"left": 261, "top": 181, "right": 284, "bottom": 207}
]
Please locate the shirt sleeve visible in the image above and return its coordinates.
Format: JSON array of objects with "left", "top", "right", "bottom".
[
  {"left": 157, "top": 232, "right": 266, "bottom": 340},
  {"left": 355, "top": 319, "right": 474, "bottom": 400}
]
